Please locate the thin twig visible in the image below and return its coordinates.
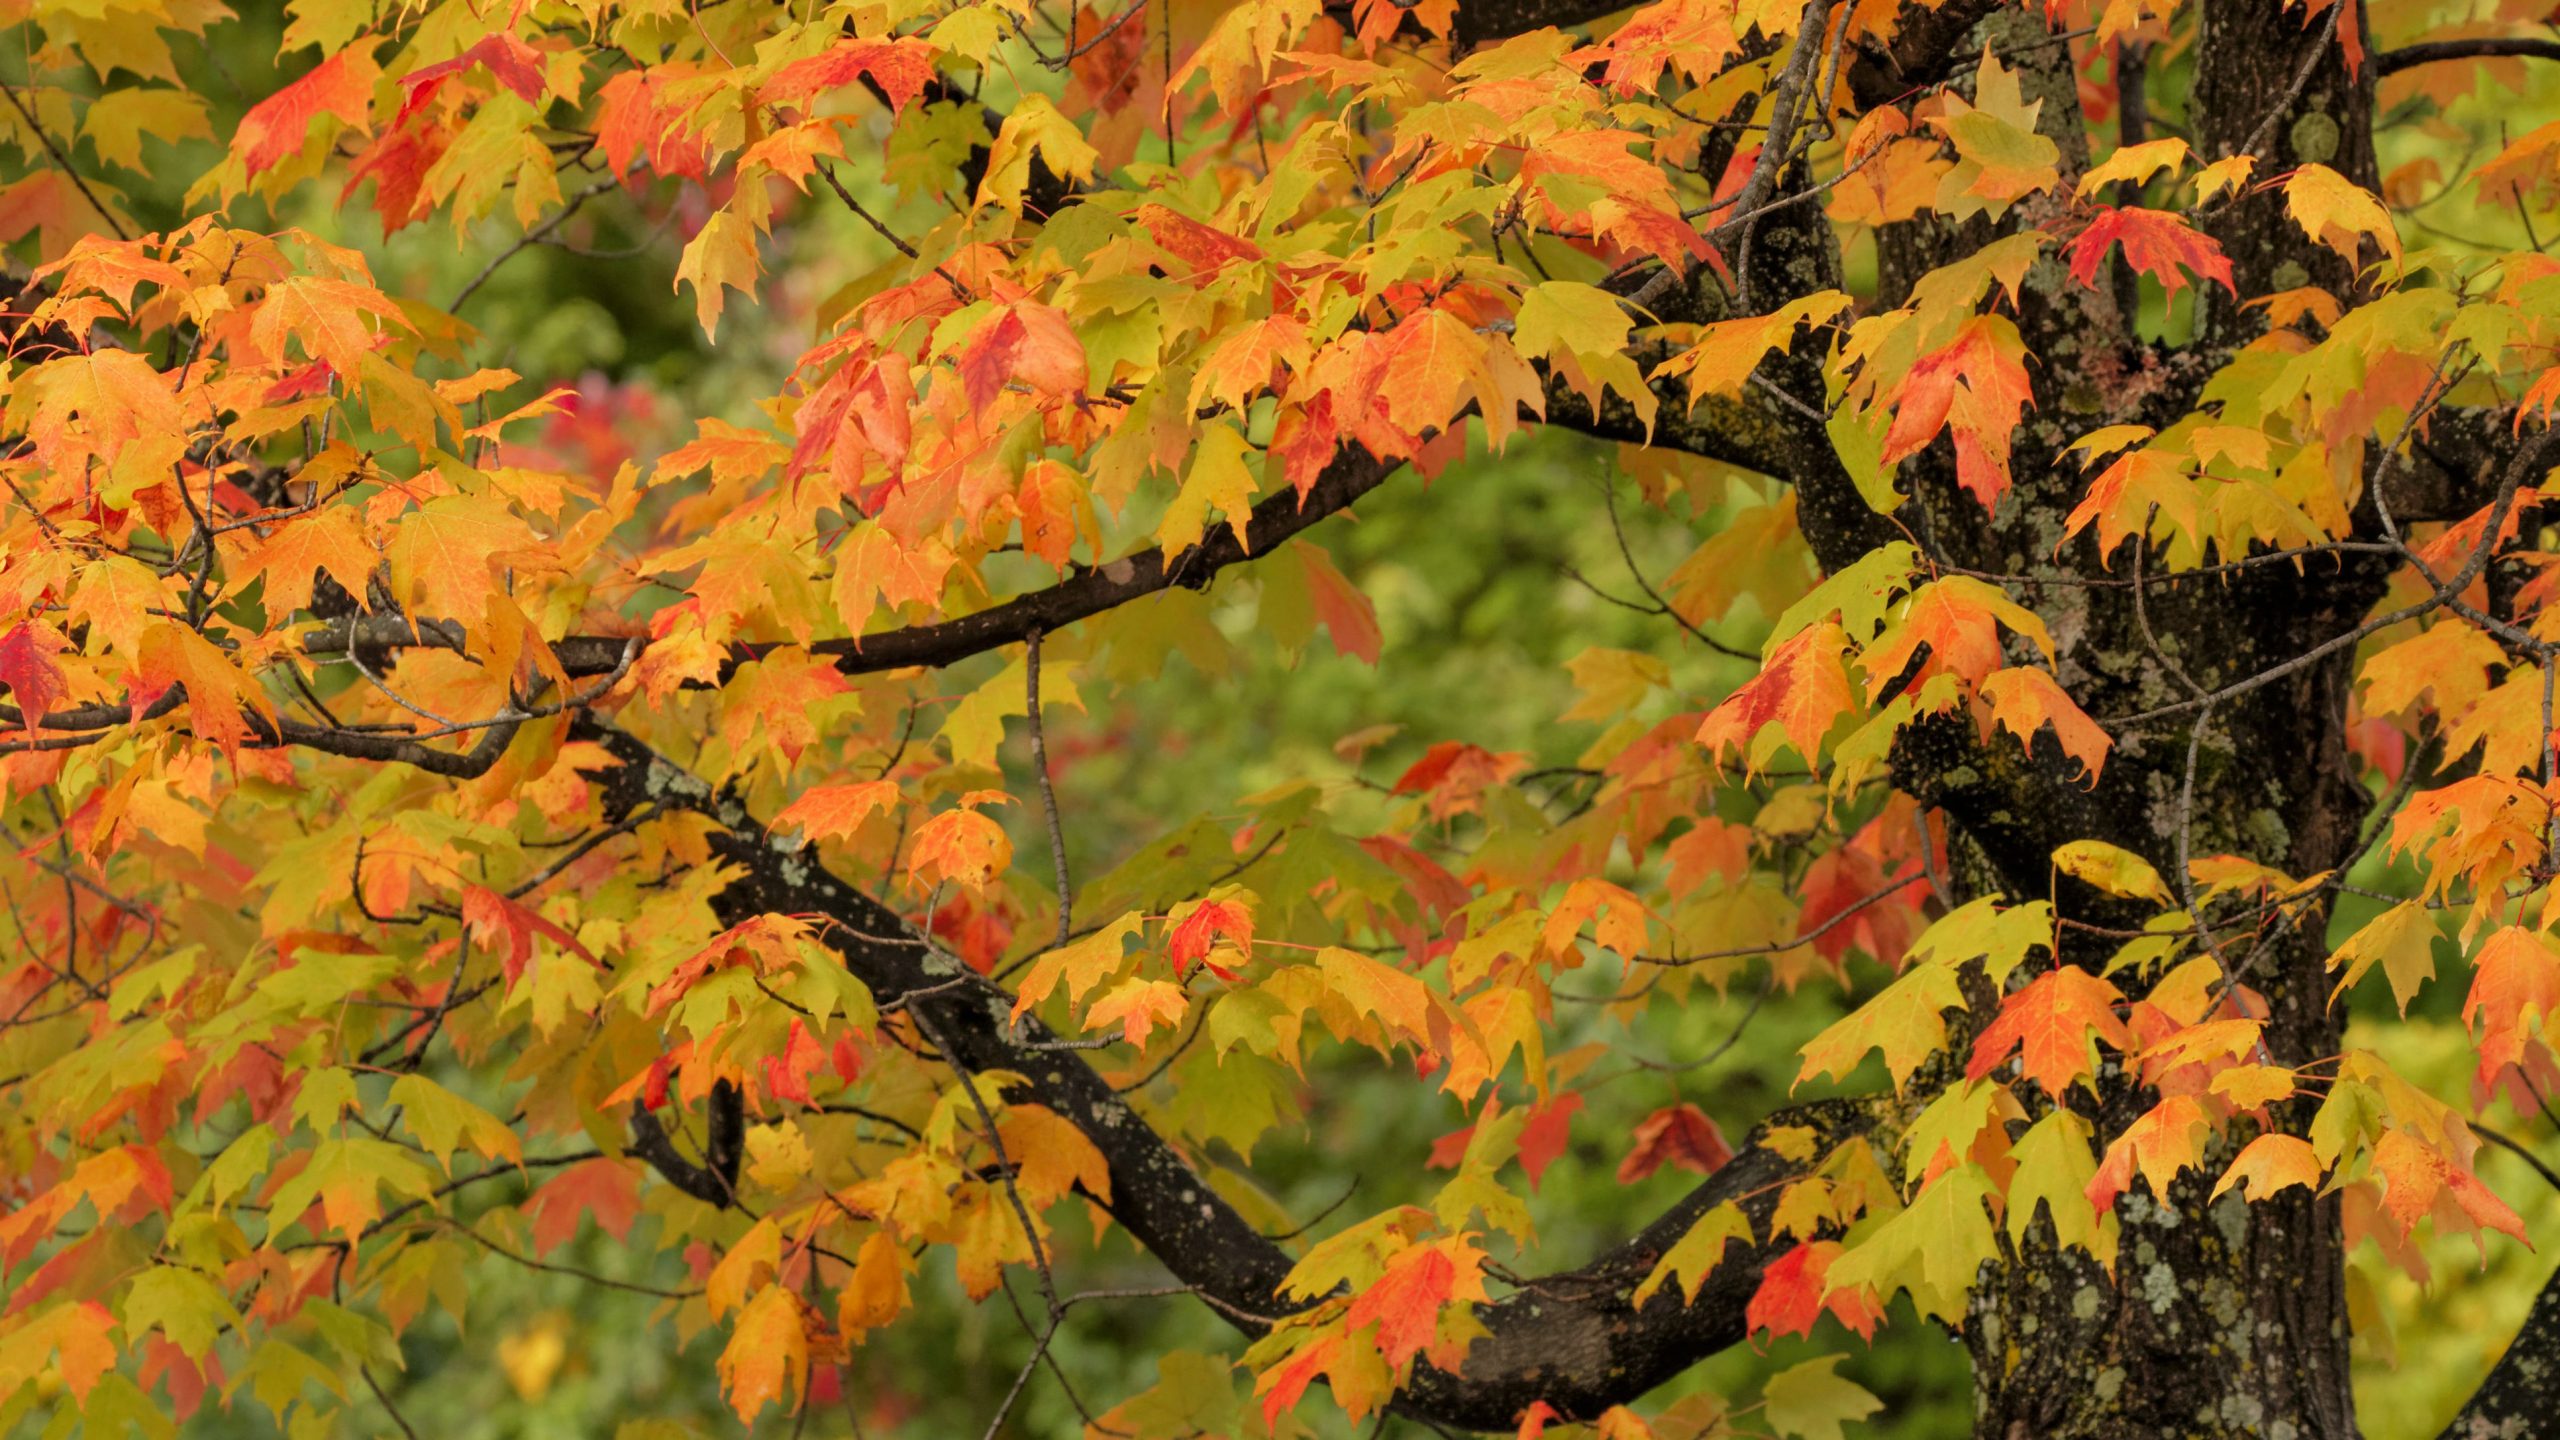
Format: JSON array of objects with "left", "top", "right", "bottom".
[{"left": 1026, "top": 630, "right": 1073, "bottom": 948}]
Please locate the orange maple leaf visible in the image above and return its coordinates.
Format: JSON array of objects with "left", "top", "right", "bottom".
[
  {"left": 1695, "top": 621, "right": 1854, "bottom": 773},
  {"left": 237, "top": 47, "right": 380, "bottom": 177},
  {"left": 2084, "top": 1094, "right": 2211, "bottom": 1213},
  {"left": 1980, "top": 666, "right": 2112, "bottom": 784},
  {"left": 906, "top": 805, "right": 1013, "bottom": 895},
  {"left": 1966, "top": 966, "right": 2132, "bottom": 1097},
  {"left": 771, "top": 781, "right": 902, "bottom": 843}
]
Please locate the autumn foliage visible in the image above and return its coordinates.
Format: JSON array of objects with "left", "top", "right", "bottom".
[{"left": 3, "top": 0, "right": 2560, "bottom": 1436}]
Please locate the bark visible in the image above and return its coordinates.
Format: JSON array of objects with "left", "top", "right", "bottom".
[{"left": 2441, "top": 1261, "right": 2560, "bottom": 1439}]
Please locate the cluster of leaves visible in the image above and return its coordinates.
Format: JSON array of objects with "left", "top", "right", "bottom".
[{"left": 0, "top": 0, "right": 2557, "bottom": 1435}]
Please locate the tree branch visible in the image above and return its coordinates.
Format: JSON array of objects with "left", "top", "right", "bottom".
[
  {"left": 308, "top": 447, "right": 1400, "bottom": 685},
  {"left": 2379, "top": 37, "right": 2560, "bottom": 76}
]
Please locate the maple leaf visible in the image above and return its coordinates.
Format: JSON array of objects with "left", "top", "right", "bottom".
[
  {"left": 1927, "top": 51, "right": 2061, "bottom": 219},
  {"left": 1012, "top": 915, "right": 1143, "bottom": 1018},
  {"left": 2283, "top": 163, "right": 2402, "bottom": 273},
  {"left": 2210, "top": 1134, "right": 2322, "bottom": 1203},
  {"left": 833, "top": 524, "right": 953, "bottom": 637},
  {"left": 719, "top": 1287, "right": 811, "bottom": 1421},
  {"left": 236, "top": 46, "right": 381, "bottom": 177},
  {"left": 2327, "top": 901, "right": 2441, "bottom": 1014},
  {"left": 387, "top": 494, "right": 540, "bottom": 621},
  {"left": 2463, "top": 924, "right": 2560, "bottom": 1087},
  {"left": 1651, "top": 292, "right": 1850, "bottom": 403},
  {"left": 1162, "top": 422, "right": 1261, "bottom": 554},
  {"left": 1542, "top": 877, "right": 1650, "bottom": 961},
  {"left": 2051, "top": 839, "right": 2174, "bottom": 906},
  {"left": 1695, "top": 621, "right": 1854, "bottom": 774},
  {"left": 1980, "top": 666, "right": 2112, "bottom": 783},
  {"left": 1861, "top": 575, "right": 2053, "bottom": 702},
  {"left": 1167, "top": 892, "right": 1255, "bottom": 978},
  {"left": 747, "top": 1014, "right": 819, "bottom": 1101},
  {"left": 26, "top": 1302, "right": 117, "bottom": 1405},
  {"left": 2075, "top": 137, "right": 2191, "bottom": 197},
  {"left": 1823, "top": 1164, "right": 1998, "bottom": 1323},
  {"left": 1517, "top": 1093, "right": 1581, "bottom": 1190},
  {"left": 82, "top": 87, "right": 215, "bottom": 172},
  {"left": 1192, "top": 315, "right": 1313, "bottom": 416},
  {"left": 906, "top": 804, "right": 1013, "bottom": 894},
  {"left": 397, "top": 35, "right": 547, "bottom": 122},
  {"left": 762, "top": 37, "right": 938, "bottom": 112},
  {"left": 975, "top": 93, "right": 1098, "bottom": 210},
  {"left": 2084, "top": 1094, "right": 2211, "bottom": 1213},
  {"left": 1345, "top": 1236, "right": 1485, "bottom": 1370},
  {"left": 1616, "top": 1103, "right": 1733, "bottom": 1184},
  {"left": 1762, "top": 1353, "right": 1883, "bottom": 1440},
  {"left": 593, "top": 67, "right": 713, "bottom": 182},
  {"left": 1796, "top": 961, "right": 1967, "bottom": 1091},
  {"left": 1793, "top": 845, "right": 1918, "bottom": 970},
  {"left": 1288, "top": 541, "right": 1382, "bottom": 665},
  {"left": 678, "top": 210, "right": 763, "bottom": 339},
  {"left": 2062, "top": 444, "right": 2198, "bottom": 560},
  {"left": 0, "top": 622, "right": 68, "bottom": 736},
  {"left": 1085, "top": 977, "right": 1189, "bottom": 1046},
  {"left": 771, "top": 782, "right": 902, "bottom": 842},
  {"left": 14, "top": 346, "right": 182, "bottom": 473},
  {"left": 239, "top": 507, "right": 378, "bottom": 617},
  {"left": 1134, "top": 203, "right": 1265, "bottom": 279},
  {"left": 1631, "top": 1201, "right": 1755, "bottom": 1307},
  {"left": 461, "top": 885, "right": 600, "bottom": 987},
  {"left": 1393, "top": 740, "right": 1529, "bottom": 820},
  {"left": 135, "top": 621, "right": 270, "bottom": 754},
  {"left": 1965, "top": 966, "right": 2131, "bottom": 1096},
  {"left": 1749, "top": 1241, "right": 1854, "bottom": 1339},
  {"left": 839, "top": 1230, "right": 912, "bottom": 1335},
  {"left": 954, "top": 301, "right": 1087, "bottom": 408},
  {"left": 1317, "top": 945, "right": 1434, "bottom": 1049},
  {"left": 1878, "top": 315, "right": 2034, "bottom": 510},
  {"left": 2006, "top": 1110, "right": 2112, "bottom": 1266},
  {"left": 2363, "top": 622, "right": 2504, "bottom": 719},
  {"left": 2067, "top": 207, "right": 2235, "bottom": 297}
]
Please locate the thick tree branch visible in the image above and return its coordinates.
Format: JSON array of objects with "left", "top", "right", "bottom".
[
  {"left": 2439, "top": 1259, "right": 2560, "bottom": 1439},
  {"left": 304, "top": 448, "right": 1399, "bottom": 685}
]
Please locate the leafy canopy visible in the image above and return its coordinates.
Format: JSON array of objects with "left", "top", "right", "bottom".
[{"left": 0, "top": 0, "right": 2557, "bottom": 1435}]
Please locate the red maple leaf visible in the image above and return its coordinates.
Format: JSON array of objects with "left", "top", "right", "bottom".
[
  {"left": 1392, "top": 740, "right": 1529, "bottom": 820},
  {"left": 1880, "top": 315, "right": 2033, "bottom": 511},
  {"left": 1134, "top": 204, "right": 1265, "bottom": 280},
  {"left": 764, "top": 38, "right": 939, "bottom": 113},
  {"left": 396, "top": 34, "right": 547, "bottom": 125},
  {"left": 0, "top": 622, "right": 67, "bottom": 737},
  {"left": 237, "top": 48, "right": 376, "bottom": 177},
  {"left": 1345, "top": 1245, "right": 1458, "bottom": 1369},
  {"left": 1518, "top": 1092, "right": 1582, "bottom": 1189},
  {"left": 461, "top": 884, "right": 602, "bottom": 986},
  {"left": 524, "top": 1158, "right": 642, "bottom": 1255},
  {"left": 1616, "top": 1102, "right": 1732, "bottom": 1184},
  {"left": 761, "top": 1020, "right": 828, "bottom": 1106},
  {"left": 1167, "top": 897, "right": 1254, "bottom": 978},
  {"left": 594, "top": 68, "right": 714, "bottom": 182},
  {"left": 2067, "top": 206, "right": 2236, "bottom": 297}
]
